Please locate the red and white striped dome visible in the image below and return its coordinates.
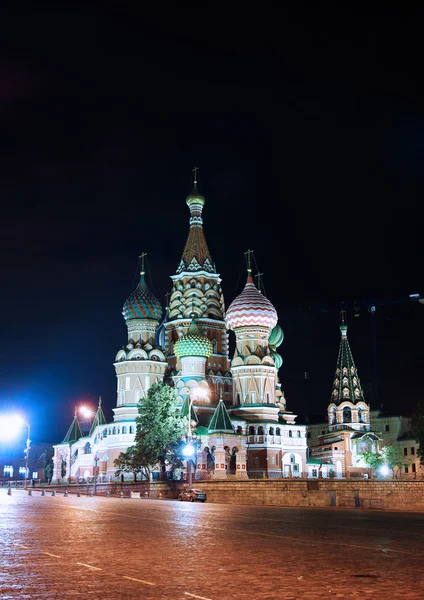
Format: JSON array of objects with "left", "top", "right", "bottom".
[{"left": 226, "top": 275, "right": 278, "bottom": 330}]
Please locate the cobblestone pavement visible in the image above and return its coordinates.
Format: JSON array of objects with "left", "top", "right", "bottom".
[{"left": 1, "top": 490, "right": 423, "bottom": 600}]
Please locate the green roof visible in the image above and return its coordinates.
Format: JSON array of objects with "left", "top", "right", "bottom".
[
  {"left": 89, "top": 398, "right": 108, "bottom": 435},
  {"left": 330, "top": 320, "right": 366, "bottom": 406},
  {"left": 208, "top": 400, "right": 234, "bottom": 434},
  {"left": 62, "top": 411, "right": 83, "bottom": 444},
  {"left": 174, "top": 317, "right": 213, "bottom": 359},
  {"left": 194, "top": 425, "right": 209, "bottom": 436},
  {"left": 180, "top": 395, "right": 199, "bottom": 424}
]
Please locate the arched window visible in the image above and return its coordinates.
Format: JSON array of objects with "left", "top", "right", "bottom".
[
  {"left": 249, "top": 426, "right": 255, "bottom": 435},
  {"left": 343, "top": 407, "right": 352, "bottom": 423},
  {"left": 297, "top": 430, "right": 301, "bottom": 438},
  {"left": 290, "top": 454, "right": 295, "bottom": 464},
  {"left": 236, "top": 426, "right": 242, "bottom": 434},
  {"left": 117, "top": 427, "right": 121, "bottom": 434},
  {"left": 129, "top": 426, "right": 134, "bottom": 434},
  {"left": 289, "top": 430, "right": 292, "bottom": 438},
  {"left": 122, "top": 426, "right": 127, "bottom": 434},
  {"left": 236, "top": 393, "right": 241, "bottom": 404},
  {"left": 112, "top": 427, "right": 116, "bottom": 435},
  {"left": 358, "top": 408, "right": 363, "bottom": 423},
  {"left": 276, "top": 427, "right": 281, "bottom": 436},
  {"left": 258, "top": 426, "right": 264, "bottom": 435},
  {"left": 84, "top": 442, "right": 91, "bottom": 455},
  {"left": 103, "top": 429, "right": 108, "bottom": 438},
  {"left": 269, "top": 427, "right": 274, "bottom": 435}
]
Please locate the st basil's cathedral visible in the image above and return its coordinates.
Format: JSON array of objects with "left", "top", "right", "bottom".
[{"left": 52, "top": 176, "right": 310, "bottom": 482}]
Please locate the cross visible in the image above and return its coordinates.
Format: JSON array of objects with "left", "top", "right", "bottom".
[
  {"left": 192, "top": 166, "right": 199, "bottom": 185},
  {"left": 139, "top": 252, "right": 147, "bottom": 275},
  {"left": 245, "top": 249, "right": 254, "bottom": 273},
  {"left": 255, "top": 272, "right": 264, "bottom": 292}
]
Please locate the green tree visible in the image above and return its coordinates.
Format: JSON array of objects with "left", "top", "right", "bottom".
[
  {"left": 114, "top": 446, "right": 149, "bottom": 482},
  {"left": 358, "top": 450, "right": 383, "bottom": 477},
  {"left": 382, "top": 445, "right": 411, "bottom": 479},
  {"left": 134, "top": 382, "right": 187, "bottom": 480},
  {"left": 411, "top": 400, "right": 424, "bottom": 466}
]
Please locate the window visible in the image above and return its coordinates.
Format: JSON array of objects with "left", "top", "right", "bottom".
[
  {"left": 129, "top": 426, "right": 134, "bottom": 434},
  {"left": 3, "top": 465, "right": 13, "bottom": 477},
  {"left": 293, "top": 464, "right": 299, "bottom": 472},
  {"left": 312, "top": 469, "right": 317, "bottom": 477},
  {"left": 290, "top": 454, "right": 295, "bottom": 464},
  {"left": 19, "top": 467, "right": 27, "bottom": 478},
  {"left": 334, "top": 447, "right": 338, "bottom": 451},
  {"left": 249, "top": 426, "right": 255, "bottom": 435},
  {"left": 254, "top": 457, "right": 259, "bottom": 465},
  {"left": 276, "top": 428, "right": 281, "bottom": 436},
  {"left": 269, "top": 427, "right": 274, "bottom": 435},
  {"left": 297, "top": 431, "right": 301, "bottom": 438},
  {"left": 237, "top": 393, "right": 240, "bottom": 404},
  {"left": 289, "top": 430, "right": 292, "bottom": 438},
  {"left": 250, "top": 391, "right": 256, "bottom": 403},
  {"left": 404, "top": 448, "right": 408, "bottom": 456},
  {"left": 405, "top": 465, "right": 409, "bottom": 474},
  {"left": 412, "top": 463, "right": 416, "bottom": 473},
  {"left": 32, "top": 471, "right": 38, "bottom": 479},
  {"left": 276, "top": 455, "right": 279, "bottom": 465},
  {"left": 272, "top": 456, "right": 275, "bottom": 464},
  {"left": 120, "top": 392, "right": 125, "bottom": 405},
  {"left": 266, "top": 393, "right": 270, "bottom": 403},
  {"left": 385, "top": 424, "right": 390, "bottom": 432},
  {"left": 122, "top": 426, "right": 127, "bottom": 434},
  {"left": 411, "top": 447, "right": 415, "bottom": 455}
]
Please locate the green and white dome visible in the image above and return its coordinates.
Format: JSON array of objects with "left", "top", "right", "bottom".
[{"left": 174, "top": 316, "right": 213, "bottom": 359}]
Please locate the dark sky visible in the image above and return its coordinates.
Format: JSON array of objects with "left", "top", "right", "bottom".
[{"left": 0, "top": 4, "right": 423, "bottom": 442}]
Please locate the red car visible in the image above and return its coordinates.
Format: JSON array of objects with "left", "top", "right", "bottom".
[{"left": 178, "top": 488, "right": 207, "bottom": 502}]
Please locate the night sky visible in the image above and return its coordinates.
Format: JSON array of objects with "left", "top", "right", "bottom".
[{"left": 1, "top": 4, "right": 423, "bottom": 443}]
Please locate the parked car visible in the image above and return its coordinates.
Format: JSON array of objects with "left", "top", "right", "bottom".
[{"left": 178, "top": 488, "right": 207, "bottom": 502}]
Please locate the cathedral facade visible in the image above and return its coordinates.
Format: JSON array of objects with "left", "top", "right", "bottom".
[{"left": 52, "top": 179, "right": 307, "bottom": 483}]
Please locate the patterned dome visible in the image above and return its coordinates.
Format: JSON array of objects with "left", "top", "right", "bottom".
[
  {"left": 186, "top": 182, "right": 205, "bottom": 207},
  {"left": 174, "top": 316, "right": 213, "bottom": 359},
  {"left": 269, "top": 324, "right": 284, "bottom": 347},
  {"left": 226, "top": 275, "right": 278, "bottom": 330},
  {"left": 122, "top": 275, "right": 163, "bottom": 322},
  {"left": 271, "top": 350, "right": 283, "bottom": 370}
]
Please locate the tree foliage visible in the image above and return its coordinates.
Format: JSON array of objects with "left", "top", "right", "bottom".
[
  {"left": 133, "top": 382, "right": 187, "bottom": 479},
  {"left": 358, "top": 450, "right": 383, "bottom": 477},
  {"left": 382, "top": 445, "right": 411, "bottom": 479},
  {"left": 411, "top": 400, "right": 424, "bottom": 466},
  {"left": 114, "top": 446, "right": 149, "bottom": 482}
]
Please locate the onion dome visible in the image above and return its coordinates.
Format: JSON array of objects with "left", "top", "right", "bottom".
[
  {"left": 271, "top": 350, "right": 283, "bottom": 370},
  {"left": 226, "top": 275, "right": 278, "bottom": 330},
  {"left": 186, "top": 181, "right": 205, "bottom": 207},
  {"left": 269, "top": 324, "right": 284, "bottom": 347},
  {"left": 122, "top": 274, "right": 162, "bottom": 322},
  {"left": 174, "top": 315, "right": 213, "bottom": 359}
]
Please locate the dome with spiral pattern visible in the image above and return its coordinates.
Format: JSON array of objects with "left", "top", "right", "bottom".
[
  {"left": 174, "top": 316, "right": 213, "bottom": 359},
  {"left": 122, "top": 275, "right": 163, "bottom": 322},
  {"left": 226, "top": 275, "right": 278, "bottom": 330}
]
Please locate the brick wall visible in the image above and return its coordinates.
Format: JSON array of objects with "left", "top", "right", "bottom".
[{"left": 129, "top": 479, "right": 424, "bottom": 511}]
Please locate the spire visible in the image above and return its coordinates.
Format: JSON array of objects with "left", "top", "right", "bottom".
[
  {"left": 208, "top": 394, "right": 234, "bottom": 434},
  {"left": 62, "top": 408, "right": 83, "bottom": 444},
  {"left": 331, "top": 314, "right": 365, "bottom": 405},
  {"left": 245, "top": 248, "right": 253, "bottom": 283},
  {"left": 180, "top": 394, "right": 199, "bottom": 424},
  {"left": 89, "top": 396, "right": 108, "bottom": 436},
  {"left": 176, "top": 169, "right": 215, "bottom": 274},
  {"left": 139, "top": 252, "right": 147, "bottom": 280}
]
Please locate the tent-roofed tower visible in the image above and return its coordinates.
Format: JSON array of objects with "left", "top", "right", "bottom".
[
  {"left": 165, "top": 170, "right": 231, "bottom": 407},
  {"left": 327, "top": 312, "right": 370, "bottom": 430},
  {"left": 62, "top": 408, "right": 83, "bottom": 444},
  {"left": 89, "top": 397, "right": 108, "bottom": 436}
]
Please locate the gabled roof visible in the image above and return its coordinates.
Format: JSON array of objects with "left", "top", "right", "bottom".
[
  {"left": 62, "top": 410, "right": 83, "bottom": 444},
  {"left": 89, "top": 398, "right": 108, "bottom": 436},
  {"left": 208, "top": 399, "right": 234, "bottom": 434}
]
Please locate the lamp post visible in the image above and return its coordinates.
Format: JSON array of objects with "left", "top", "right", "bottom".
[
  {"left": 80, "top": 406, "right": 100, "bottom": 495},
  {"left": 183, "top": 386, "right": 209, "bottom": 488},
  {"left": 0, "top": 415, "right": 30, "bottom": 489}
]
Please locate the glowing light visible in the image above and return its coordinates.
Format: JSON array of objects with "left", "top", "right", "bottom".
[
  {"left": 80, "top": 406, "right": 94, "bottom": 419},
  {"left": 192, "top": 386, "right": 209, "bottom": 399},
  {"left": 182, "top": 443, "right": 195, "bottom": 457},
  {"left": 0, "top": 415, "right": 25, "bottom": 440},
  {"left": 380, "top": 465, "right": 389, "bottom": 476}
]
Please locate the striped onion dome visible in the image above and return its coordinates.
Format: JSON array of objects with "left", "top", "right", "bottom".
[
  {"left": 122, "top": 274, "right": 162, "bottom": 322},
  {"left": 226, "top": 275, "right": 278, "bottom": 330},
  {"left": 174, "top": 316, "right": 213, "bottom": 359},
  {"left": 269, "top": 324, "right": 284, "bottom": 348}
]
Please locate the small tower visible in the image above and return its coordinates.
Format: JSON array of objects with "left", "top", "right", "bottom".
[
  {"left": 225, "top": 251, "right": 279, "bottom": 421},
  {"left": 327, "top": 312, "right": 370, "bottom": 430},
  {"left": 113, "top": 255, "right": 167, "bottom": 423},
  {"left": 174, "top": 314, "right": 213, "bottom": 413}
]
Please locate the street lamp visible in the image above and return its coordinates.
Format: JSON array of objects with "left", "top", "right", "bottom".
[
  {"left": 183, "top": 386, "right": 209, "bottom": 488},
  {"left": 79, "top": 406, "right": 100, "bottom": 495},
  {"left": 0, "top": 415, "right": 30, "bottom": 489}
]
